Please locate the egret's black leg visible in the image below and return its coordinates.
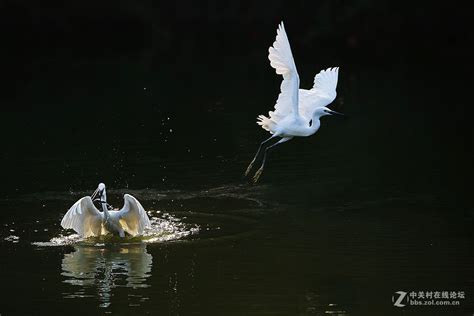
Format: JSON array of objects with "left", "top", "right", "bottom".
[
  {"left": 244, "top": 135, "right": 276, "bottom": 177},
  {"left": 252, "top": 137, "right": 292, "bottom": 183}
]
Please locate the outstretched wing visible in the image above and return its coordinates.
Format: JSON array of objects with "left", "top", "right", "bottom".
[
  {"left": 61, "top": 196, "right": 103, "bottom": 238},
  {"left": 299, "top": 67, "right": 339, "bottom": 121},
  {"left": 117, "top": 194, "right": 151, "bottom": 236},
  {"left": 267, "top": 22, "right": 300, "bottom": 121}
]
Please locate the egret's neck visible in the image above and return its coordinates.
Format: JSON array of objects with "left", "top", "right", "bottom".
[
  {"left": 102, "top": 202, "right": 110, "bottom": 218},
  {"left": 100, "top": 190, "right": 109, "bottom": 219},
  {"left": 308, "top": 115, "right": 322, "bottom": 134}
]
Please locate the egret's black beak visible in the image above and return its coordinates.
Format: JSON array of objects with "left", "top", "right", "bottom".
[
  {"left": 91, "top": 187, "right": 100, "bottom": 200},
  {"left": 328, "top": 109, "right": 344, "bottom": 116},
  {"left": 91, "top": 187, "right": 106, "bottom": 202}
]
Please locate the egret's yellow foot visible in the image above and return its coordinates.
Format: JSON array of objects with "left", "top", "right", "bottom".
[
  {"left": 244, "top": 159, "right": 256, "bottom": 177},
  {"left": 252, "top": 167, "right": 264, "bottom": 183}
]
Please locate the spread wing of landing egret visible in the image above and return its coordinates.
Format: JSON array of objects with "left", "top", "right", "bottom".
[
  {"left": 244, "top": 22, "right": 343, "bottom": 183},
  {"left": 61, "top": 183, "right": 151, "bottom": 238}
]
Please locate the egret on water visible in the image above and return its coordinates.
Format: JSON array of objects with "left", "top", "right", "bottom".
[
  {"left": 61, "top": 183, "right": 151, "bottom": 238},
  {"left": 245, "top": 22, "right": 344, "bottom": 183}
]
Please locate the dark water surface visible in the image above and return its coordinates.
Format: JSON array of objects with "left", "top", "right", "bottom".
[{"left": 1, "top": 32, "right": 473, "bottom": 316}]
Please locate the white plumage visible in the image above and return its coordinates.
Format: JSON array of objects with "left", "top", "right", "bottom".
[
  {"left": 61, "top": 184, "right": 151, "bottom": 238},
  {"left": 246, "top": 22, "right": 343, "bottom": 182},
  {"left": 298, "top": 68, "right": 339, "bottom": 121},
  {"left": 267, "top": 22, "right": 300, "bottom": 119}
]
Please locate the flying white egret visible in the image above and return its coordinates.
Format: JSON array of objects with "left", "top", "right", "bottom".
[
  {"left": 61, "top": 183, "right": 151, "bottom": 238},
  {"left": 245, "top": 22, "right": 344, "bottom": 182}
]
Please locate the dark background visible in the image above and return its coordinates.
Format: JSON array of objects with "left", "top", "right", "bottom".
[
  {"left": 1, "top": 2, "right": 474, "bottom": 315},
  {"left": 0, "top": 0, "right": 472, "bottom": 195}
]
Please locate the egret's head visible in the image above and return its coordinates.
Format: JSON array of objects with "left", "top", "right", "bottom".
[
  {"left": 313, "top": 107, "right": 344, "bottom": 118},
  {"left": 98, "top": 183, "right": 106, "bottom": 192}
]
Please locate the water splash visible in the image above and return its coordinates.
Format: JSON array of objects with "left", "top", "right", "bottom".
[
  {"left": 33, "top": 212, "right": 199, "bottom": 247},
  {"left": 142, "top": 212, "right": 199, "bottom": 243}
]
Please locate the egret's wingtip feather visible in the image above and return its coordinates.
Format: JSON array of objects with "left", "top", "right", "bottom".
[
  {"left": 302, "top": 64, "right": 339, "bottom": 120},
  {"left": 118, "top": 193, "right": 150, "bottom": 236},
  {"left": 266, "top": 21, "right": 301, "bottom": 124},
  {"left": 60, "top": 196, "right": 101, "bottom": 238}
]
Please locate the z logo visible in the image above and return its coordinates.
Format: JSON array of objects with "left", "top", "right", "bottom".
[{"left": 392, "top": 291, "right": 408, "bottom": 307}]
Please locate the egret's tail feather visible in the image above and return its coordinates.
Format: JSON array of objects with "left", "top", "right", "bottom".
[{"left": 257, "top": 115, "right": 276, "bottom": 133}]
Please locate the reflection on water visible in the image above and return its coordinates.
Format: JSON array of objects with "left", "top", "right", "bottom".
[{"left": 61, "top": 244, "right": 152, "bottom": 308}]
